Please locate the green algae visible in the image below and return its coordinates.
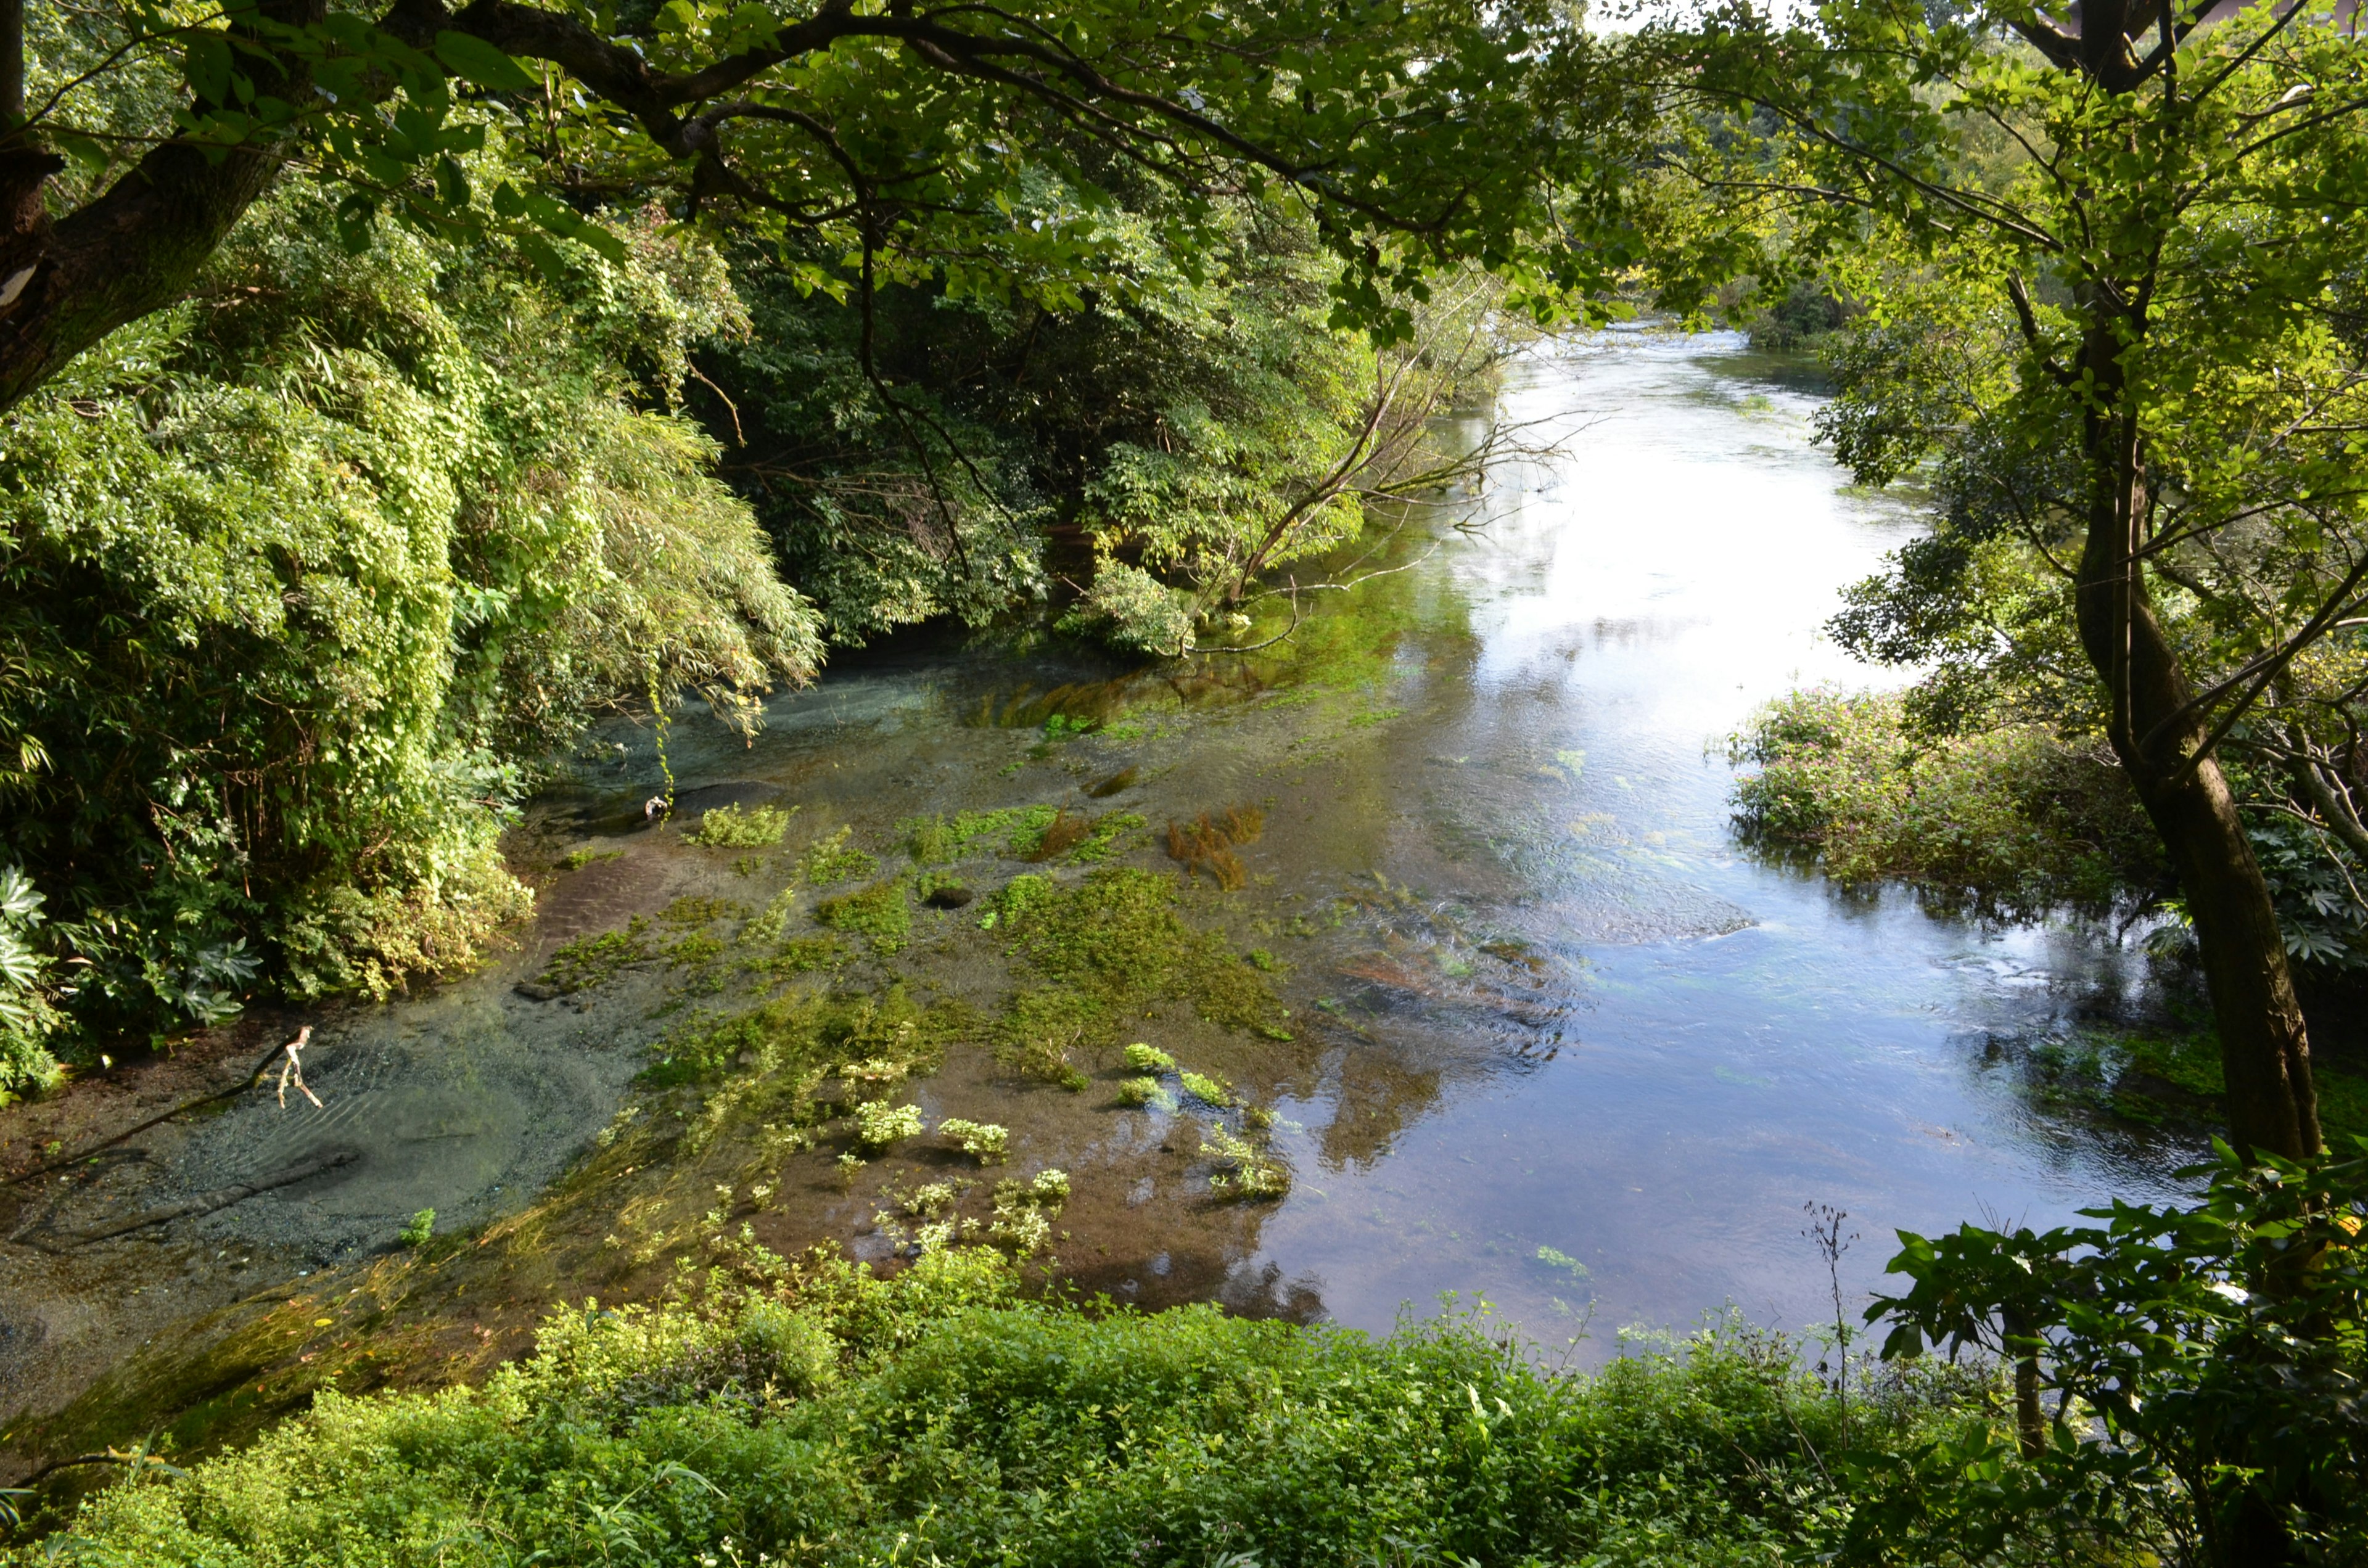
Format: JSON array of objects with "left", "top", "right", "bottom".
[
  {"left": 812, "top": 882, "right": 911, "bottom": 955},
  {"left": 987, "top": 867, "right": 1287, "bottom": 1083}
]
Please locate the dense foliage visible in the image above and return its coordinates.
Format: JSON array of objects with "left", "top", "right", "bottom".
[
  {"left": 1729, "top": 688, "right": 2166, "bottom": 920},
  {"left": 18, "top": 1241, "right": 1991, "bottom": 1568},
  {"left": 0, "top": 158, "right": 820, "bottom": 1077},
  {"left": 1855, "top": 1139, "right": 2368, "bottom": 1567}
]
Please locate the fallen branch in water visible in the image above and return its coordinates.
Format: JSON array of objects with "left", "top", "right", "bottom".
[{"left": 4, "top": 1026, "right": 316, "bottom": 1188}]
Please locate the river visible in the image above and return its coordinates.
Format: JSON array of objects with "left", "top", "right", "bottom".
[{"left": 0, "top": 330, "right": 2205, "bottom": 1456}]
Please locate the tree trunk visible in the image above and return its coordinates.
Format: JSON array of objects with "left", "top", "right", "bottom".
[
  {"left": 0, "top": 0, "right": 323, "bottom": 413},
  {"left": 2073, "top": 311, "right": 2322, "bottom": 1162}
]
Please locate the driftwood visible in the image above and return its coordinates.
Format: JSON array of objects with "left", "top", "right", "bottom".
[
  {"left": 4, "top": 1027, "right": 315, "bottom": 1188},
  {"left": 18, "top": 1149, "right": 357, "bottom": 1252}
]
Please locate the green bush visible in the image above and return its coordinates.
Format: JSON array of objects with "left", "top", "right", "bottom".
[
  {"left": 1729, "top": 688, "right": 2165, "bottom": 918},
  {"left": 0, "top": 165, "right": 818, "bottom": 1074},
  {"left": 1851, "top": 1139, "right": 2368, "bottom": 1566},
  {"left": 27, "top": 1244, "right": 1986, "bottom": 1568}
]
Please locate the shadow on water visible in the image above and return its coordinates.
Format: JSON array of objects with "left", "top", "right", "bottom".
[{"left": 0, "top": 330, "right": 2226, "bottom": 1483}]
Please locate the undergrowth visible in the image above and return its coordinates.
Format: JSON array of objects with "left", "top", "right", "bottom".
[{"left": 14, "top": 1244, "right": 2004, "bottom": 1568}]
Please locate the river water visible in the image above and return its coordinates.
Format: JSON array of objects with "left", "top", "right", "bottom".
[{"left": 1, "top": 331, "right": 2206, "bottom": 1429}]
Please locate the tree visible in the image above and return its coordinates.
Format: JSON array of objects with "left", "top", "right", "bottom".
[
  {"left": 1645, "top": 0, "right": 2368, "bottom": 1158},
  {"left": 0, "top": 0, "right": 1650, "bottom": 417}
]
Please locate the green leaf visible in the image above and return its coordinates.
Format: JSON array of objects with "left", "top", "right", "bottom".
[
  {"left": 434, "top": 31, "right": 538, "bottom": 92},
  {"left": 514, "top": 230, "right": 570, "bottom": 284}
]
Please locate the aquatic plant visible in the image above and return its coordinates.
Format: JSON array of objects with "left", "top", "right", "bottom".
[
  {"left": 1166, "top": 805, "right": 1264, "bottom": 890},
  {"left": 1202, "top": 1123, "right": 1289, "bottom": 1199},
  {"left": 986, "top": 1168, "right": 1072, "bottom": 1253},
  {"left": 813, "top": 884, "right": 911, "bottom": 954},
  {"left": 841, "top": 1057, "right": 910, "bottom": 1094},
  {"left": 937, "top": 1119, "right": 1010, "bottom": 1164},
  {"left": 686, "top": 802, "right": 797, "bottom": 848},
  {"left": 899, "top": 805, "right": 1063, "bottom": 865},
  {"left": 1180, "top": 1070, "right": 1233, "bottom": 1108},
  {"left": 537, "top": 917, "right": 653, "bottom": 993},
  {"left": 852, "top": 1100, "right": 924, "bottom": 1151},
  {"left": 903, "top": 1181, "right": 962, "bottom": 1218},
  {"left": 1023, "top": 808, "right": 1096, "bottom": 861},
  {"left": 1536, "top": 1245, "right": 1590, "bottom": 1284},
  {"left": 399, "top": 1209, "right": 436, "bottom": 1247},
  {"left": 557, "top": 847, "right": 624, "bottom": 872},
  {"left": 660, "top": 896, "right": 751, "bottom": 927},
  {"left": 800, "top": 828, "right": 879, "bottom": 887},
  {"left": 1123, "top": 1043, "right": 1177, "bottom": 1073},
  {"left": 1064, "top": 813, "right": 1148, "bottom": 864}
]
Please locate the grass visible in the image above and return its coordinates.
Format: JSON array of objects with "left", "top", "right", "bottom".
[{"left": 22, "top": 1242, "right": 2004, "bottom": 1568}]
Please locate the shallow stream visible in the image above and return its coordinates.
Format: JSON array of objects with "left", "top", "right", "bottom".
[{"left": 0, "top": 332, "right": 2206, "bottom": 1447}]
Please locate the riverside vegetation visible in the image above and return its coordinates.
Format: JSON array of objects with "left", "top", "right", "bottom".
[
  {"left": 6, "top": 0, "right": 2368, "bottom": 1562},
  {"left": 14, "top": 1138, "right": 2368, "bottom": 1566}
]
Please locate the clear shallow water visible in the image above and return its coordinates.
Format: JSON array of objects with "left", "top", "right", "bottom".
[
  {"left": 1199, "top": 332, "right": 2199, "bottom": 1345},
  {"left": 3, "top": 331, "right": 2203, "bottom": 1418}
]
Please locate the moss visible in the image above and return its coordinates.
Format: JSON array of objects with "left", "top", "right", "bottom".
[
  {"left": 901, "top": 805, "right": 1063, "bottom": 864},
  {"left": 537, "top": 916, "right": 652, "bottom": 992},
  {"left": 987, "top": 867, "right": 1285, "bottom": 1082},
  {"left": 558, "top": 847, "right": 623, "bottom": 871},
  {"left": 813, "top": 883, "right": 911, "bottom": 955},
  {"left": 800, "top": 827, "right": 879, "bottom": 886},
  {"left": 685, "top": 802, "right": 797, "bottom": 847}
]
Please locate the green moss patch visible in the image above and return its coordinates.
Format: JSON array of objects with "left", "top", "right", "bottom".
[
  {"left": 986, "top": 867, "right": 1286, "bottom": 1082},
  {"left": 813, "top": 882, "right": 912, "bottom": 955}
]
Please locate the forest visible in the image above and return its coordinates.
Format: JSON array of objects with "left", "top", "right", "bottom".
[{"left": 0, "top": 0, "right": 2365, "bottom": 1561}]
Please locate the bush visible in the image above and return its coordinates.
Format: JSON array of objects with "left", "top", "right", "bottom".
[
  {"left": 1729, "top": 688, "right": 2164, "bottom": 919},
  {"left": 22, "top": 1241, "right": 1992, "bottom": 1568},
  {"left": 1851, "top": 1138, "right": 2368, "bottom": 1566}
]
